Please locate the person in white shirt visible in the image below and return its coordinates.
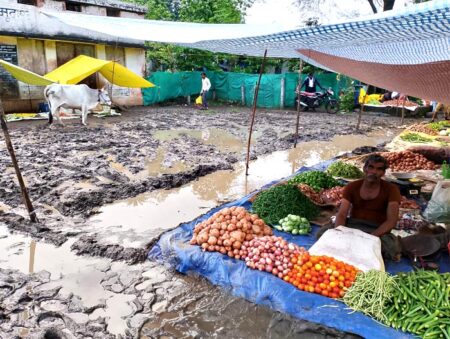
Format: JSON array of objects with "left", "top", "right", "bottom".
[{"left": 200, "top": 72, "right": 211, "bottom": 110}]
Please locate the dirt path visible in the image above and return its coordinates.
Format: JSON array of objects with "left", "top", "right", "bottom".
[{"left": 0, "top": 106, "right": 412, "bottom": 338}]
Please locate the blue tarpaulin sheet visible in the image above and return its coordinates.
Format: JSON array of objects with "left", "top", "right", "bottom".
[{"left": 148, "top": 160, "right": 450, "bottom": 339}]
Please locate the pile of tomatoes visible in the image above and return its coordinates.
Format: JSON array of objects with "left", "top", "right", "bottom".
[{"left": 283, "top": 252, "right": 358, "bottom": 299}]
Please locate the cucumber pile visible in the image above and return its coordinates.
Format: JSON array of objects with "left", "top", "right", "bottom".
[{"left": 275, "top": 214, "right": 311, "bottom": 235}]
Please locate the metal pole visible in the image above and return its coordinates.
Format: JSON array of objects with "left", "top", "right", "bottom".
[
  {"left": 280, "top": 77, "right": 285, "bottom": 109},
  {"left": 0, "top": 97, "right": 38, "bottom": 222},
  {"left": 245, "top": 49, "right": 267, "bottom": 176},
  {"left": 356, "top": 84, "right": 370, "bottom": 130},
  {"left": 294, "top": 59, "right": 304, "bottom": 148}
]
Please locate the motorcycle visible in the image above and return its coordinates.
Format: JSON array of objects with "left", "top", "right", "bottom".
[{"left": 296, "top": 88, "right": 340, "bottom": 114}]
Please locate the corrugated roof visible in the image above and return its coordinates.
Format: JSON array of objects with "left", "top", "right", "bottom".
[{"left": 66, "top": 0, "right": 147, "bottom": 13}]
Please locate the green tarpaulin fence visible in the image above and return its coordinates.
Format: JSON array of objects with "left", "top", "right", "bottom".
[{"left": 142, "top": 71, "right": 352, "bottom": 108}]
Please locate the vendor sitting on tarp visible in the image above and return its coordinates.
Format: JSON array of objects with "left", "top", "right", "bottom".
[{"left": 319, "top": 154, "right": 402, "bottom": 260}]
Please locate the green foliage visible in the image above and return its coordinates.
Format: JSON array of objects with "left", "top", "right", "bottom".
[
  {"left": 326, "top": 161, "right": 363, "bottom": 179},
  {"left": 288, "top": 170, "right": 342, "bottom": 192},
  {"left": 252, "top": 185, "right": 319, "bottom": 225},
  {"left": 339, "top": 87, "right": 355, "bottom": 112}
]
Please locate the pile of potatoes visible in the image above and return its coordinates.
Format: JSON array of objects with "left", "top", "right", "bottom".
[
  {"left": 382, "top": 151, "right": 437, "bottom": 172},
  {"left": 190, "top": 206, "right": 273, "bottom": 259}
]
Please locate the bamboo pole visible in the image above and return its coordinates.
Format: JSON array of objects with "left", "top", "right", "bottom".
[
  {"left": 0, "top": 97, "right": 38, "bottom": 222},
  {"left": 356, "top": 84, "right": 370, "bottom": 130},
  {"left": 294, "top": 59, "right": 304, "bottom": 148},
  {"left": 245, "top": 49, "right": 267, "bottom": 176},
  {"left": 401, "top": 96, "right": 406, "bottom": 125}
]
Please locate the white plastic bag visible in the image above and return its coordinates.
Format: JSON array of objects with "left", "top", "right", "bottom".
[
  {"left": 423, "top": 180, "right": 450, "bottom": 223},
  {"left": 309, "top": 226, "right": 384, "bottom": 272}
]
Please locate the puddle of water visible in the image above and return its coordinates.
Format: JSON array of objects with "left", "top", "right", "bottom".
[
  {"left": 153, "top": 128, "right": 247, "bottom": 153},
  {"left": 0, "top": 224, "right": 136, "bottom": 333},
  {"left": 139, "top": 147, "right": 189, "bottom": 178},
  {"left": 89, "top": 132, "right": 391, "bottom": 245}
]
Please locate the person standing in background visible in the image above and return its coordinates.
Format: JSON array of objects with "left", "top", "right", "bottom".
[{"left": 200, "top": 72, "right": 211, "bottom": 110}]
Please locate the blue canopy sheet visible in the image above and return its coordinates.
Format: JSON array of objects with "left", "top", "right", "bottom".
[{"left": 148, "top": 160, "right": 450, "bottom": 339}]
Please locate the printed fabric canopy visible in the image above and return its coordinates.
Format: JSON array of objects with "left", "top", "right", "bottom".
[{"left": 42, "top": 0, "right": 450, "bottom": 103}]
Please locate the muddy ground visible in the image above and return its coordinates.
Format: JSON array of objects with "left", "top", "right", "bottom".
[{"left": 0, "top": 105, "right": 413, "bottom": 338}]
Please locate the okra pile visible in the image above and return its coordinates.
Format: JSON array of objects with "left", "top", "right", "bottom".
[{"left": 383, "top": 270, "right": 450, "bottom": 338}]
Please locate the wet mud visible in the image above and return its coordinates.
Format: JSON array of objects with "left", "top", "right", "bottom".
[{"left": 0, "top": 105, "right": 410, "bottom": 338}]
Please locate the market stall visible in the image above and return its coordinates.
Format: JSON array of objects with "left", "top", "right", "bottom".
[{"left": 149, "top": 124, "right": 450, "bottom": 339}]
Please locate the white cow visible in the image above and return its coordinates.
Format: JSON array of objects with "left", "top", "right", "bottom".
[{"left": 44, "top": 84, "right": 112, "bottom": 126}]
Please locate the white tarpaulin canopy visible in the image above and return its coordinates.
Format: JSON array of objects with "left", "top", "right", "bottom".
[{"left": 42, "top": 0, "right": 450, "bottom": 103}]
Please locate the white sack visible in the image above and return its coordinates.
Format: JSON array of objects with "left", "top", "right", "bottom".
[{"left": 309, "top": 226, "right": 384, "bottom": 272}]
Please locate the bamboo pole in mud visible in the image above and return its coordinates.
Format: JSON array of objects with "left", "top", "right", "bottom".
[
  {"left": 294, "top": 59, "right": 304, "bottom": 148},
  {"left": 0, "top": 98, "right": 38, "bottom": 222},
  {"left": 356, "top": 84, "right": 370, "bottom": 130},
  {"left": 245, "top": 49, "right": 267, "bottom": 176}
]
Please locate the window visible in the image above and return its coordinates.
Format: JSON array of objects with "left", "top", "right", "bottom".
[
  {"left": 65, "top": 2, "right": 82, "bottom": 12},
  {"left": 106, "top": 8, "right": 120, "bottom": 17},
  {"left": 17, "top": 0, "right": 37, "bottom": 5}
]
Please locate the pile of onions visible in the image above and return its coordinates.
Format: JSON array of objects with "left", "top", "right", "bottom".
[
  {"left": 320, "top": 186, "right": 344, "bottom": 206},
  {"left": 240, "top": 236, "right": 306, "bottom": 279},
  {"left": 190, "top": 206, "right": 272, "bottom": 258},
  {"left": 381, "top": 151, "right": 436, "bottom": 171}
]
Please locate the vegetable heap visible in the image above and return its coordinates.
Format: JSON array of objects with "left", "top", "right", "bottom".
[
  {"left": 342, "top": 270, "right": 397, "bottom": 322},
  {"left": 382, "top": 151, "right": 436, "bottom": 171},
  {"left": 428, "top": 120, "right": 450, "bottom": 131},
  {"left": 326, "top": 161, "right": 363, "bottom": 179},
  {"left": 288, "top": 170, "right": 342, "bottom": 192},
  {"left": 382, "top": 270, "right": 450, "bottom": 338},
  {"left": 240, "top": 235, "right": 305, "bottom": 279},
  {"left": 400, "top": 132, "right": 433, "bottom": 143},
  {"left": 407, "top": 124, "right": 439, "bottom": 136},
  {"left": 275, "top": 214, "right": 311, "bottom": 235},
  {"left": 284, "top": 252, "right": 358, "bottom": 299},
  {"left": 190, "top": 206, "right": 272, "bottom": 258},
  {"left": 298, "top": 184, "right": 324, "bottom": 205},
  {"left": 252, "top": 184, "right": 319, "bottom": 225},
  {"left": 320, "top": 186, "right": 345, "bottom": 206}
]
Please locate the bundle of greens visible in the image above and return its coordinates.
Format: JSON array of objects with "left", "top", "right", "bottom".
[
  {"left": 288, "top": 171, "right": 342, "bottom": 192},
  {"left": 326, "top": 161, "right": 363, "bottom": 179},
  {"left": 400, "top": 132, "right": 433, "bottom": 143},
  {"left": 252, "top": 184, "right": 319, "bottom": 225}
]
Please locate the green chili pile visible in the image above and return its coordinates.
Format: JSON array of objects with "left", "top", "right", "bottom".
[
  {"left": 342, "top": 270, "right": 397, "bottom": 322},
  {"left": 252, "top": 184, "right": 319, "bottom": 225}
]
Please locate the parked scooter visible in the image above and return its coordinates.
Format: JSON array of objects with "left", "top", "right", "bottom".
[{"left": 296, "top": 88, "right": 340, "bottom": 114}]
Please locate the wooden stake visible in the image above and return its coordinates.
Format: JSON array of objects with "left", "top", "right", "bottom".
[
  {"left": 245, "top": 49, "right": 267, "bottom": 176},
  {"left": 357, "top": 84, "right": 370, "bottom": 130},
  {"left": 401, "top": 96, "right": 406, "bottom": 125},
  {"left": 0, "top": 97, "right": 38, "bottom": 222},
  {"left": 294, "top": 59, "right": 304, "bottom": 148}
]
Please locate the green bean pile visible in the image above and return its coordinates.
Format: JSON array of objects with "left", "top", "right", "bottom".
[
  {"left": 342, "top": 270, "right": 397, "bottom": 322},
  {"left": 383, "top": 270, "right": 450, "bottom": 338}
]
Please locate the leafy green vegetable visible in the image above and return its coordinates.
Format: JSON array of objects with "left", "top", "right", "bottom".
[
  {"left": 400, "top": 132, "right": 433, "bottom": 143},
  {"left": 288, "top": 170, "right": 342, "bottom": 192},
  {"left": 252, "top": 185, "right": 319, "bottom": 225},
  {"left": 326, "top": 161, "right": 363, "bottom": 179},
  {"left": 428, "top": 120, "right": 450, "bottom": 131}
]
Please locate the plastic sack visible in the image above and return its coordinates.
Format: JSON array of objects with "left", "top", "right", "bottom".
[
  {"left": 309, "top": 226, "right": 384, "bottom": 272},
  {"left": 423, "top": 180, "right": 450, "bottom": 223},
  {"left": 195, "top": 95, "right": 202, "bottom": 105}
]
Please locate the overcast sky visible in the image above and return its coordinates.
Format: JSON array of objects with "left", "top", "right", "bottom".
[{"left": 245, "top": 0, "right": 411, "bottom": 27}]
